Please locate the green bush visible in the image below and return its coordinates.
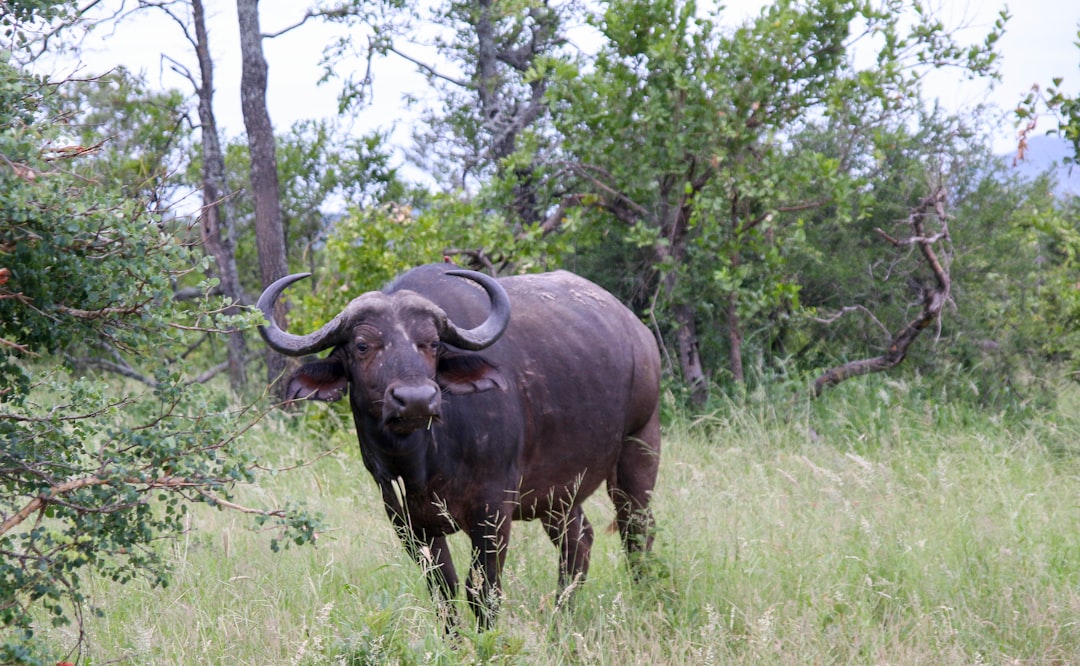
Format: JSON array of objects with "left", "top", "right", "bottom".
[{"left": 0, "top": 52, "right": 319, "bottom": 664}]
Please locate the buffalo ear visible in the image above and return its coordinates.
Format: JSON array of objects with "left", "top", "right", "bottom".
[
  {"left": 436, "top": 353, "right": 507, "bottom": 395},
  {"left": 287, "top": 359, "right": 348, "bottom": 401}
]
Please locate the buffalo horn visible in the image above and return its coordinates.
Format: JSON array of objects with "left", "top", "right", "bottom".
[
  {"left": 257, "top": 269, "right": 510, "bottom": 355},
  {"left": 439, "top": 270, "right": 511, "bottom": 350},
  {"left": 256, "top": 273, "right": 349, "bottom": 356}
]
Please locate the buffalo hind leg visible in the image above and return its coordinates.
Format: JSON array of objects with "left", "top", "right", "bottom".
[
  {"left": 608, "top": 412, "right": 661, "bottom": 577},
  {"left": 542, "top": 505, "right": 594, "bottom": 606}
]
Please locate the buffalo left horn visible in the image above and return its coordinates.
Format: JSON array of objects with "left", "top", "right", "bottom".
[{"left": 439, "top": 269, "right": 511, "bottom": 350}]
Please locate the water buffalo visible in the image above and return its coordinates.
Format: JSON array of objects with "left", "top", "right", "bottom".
[{"left": 256, "top": 263, "right": 661, "bottom": 628}]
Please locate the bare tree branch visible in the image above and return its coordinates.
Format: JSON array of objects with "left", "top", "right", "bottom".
[
  {"left": 0, "top": 473, "right": 292, "bottom": 538},
  {"left": 65, "top": 354, "right": 156, "bottom": 385},
  {"left": 54, "top": 303, "right": 147, "bottom": 320},
  {"left": 813, "top": 186, "right": 952, "bottom": 397},
  {"left": 260, "top": 8, "right": 317, "bottom": 39},
  {"left": 388, "top": 44, "right": 472, "bottom": 88},
  {"left": 875, "top": 228, "right": 948, "bottom": 247},
  {"left": 142, "top": 0, "right": 196, "bottom": 50},
  {"left": 809, "top": 304, "right": 892, "bottom": 340},
  {"left": 561, "top": 162, "right": 650, "bottom": 222},
  {"left": 443, "top": 248, "right": 498, "bottom": 275},
  {"left": 162, "top": 54, "right": 198, "bottom": 91}
]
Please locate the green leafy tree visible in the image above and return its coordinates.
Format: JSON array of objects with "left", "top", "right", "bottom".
[
  {"left": 289, "top": 191, "right": 580, "bottom": 335},
  {"left": 52, "top": 67, "right": 190, "bottom": 206},
  {"left": 407, "top": 0, "right": 574, "bottom": 228},
  {"left": 0, "top": 31, "right": 318, "bottom": 666},
  {"left": 984, "top": 180, "right": 1080, "bottom": 386},
  {"left": 1017, "top": 26, "right": 1080, "bottom": 163},
  {"left": 207, "top": 119, "right": 409, "bottom": 298},
  {"left": 548, "top": 0, "right": 1004, "bottom": 404},
  {"left": 1003, "top": 32, "right": 1080, "bottom": 386}
]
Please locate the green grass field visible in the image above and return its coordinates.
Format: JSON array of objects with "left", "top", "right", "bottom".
[{"left": 39, "top": 377, "right": 1080, "bottom": 665}]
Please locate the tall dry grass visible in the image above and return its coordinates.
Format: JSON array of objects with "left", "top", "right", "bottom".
[{"left": 39, "top": 376, "right": 1080, "bottom": 664}]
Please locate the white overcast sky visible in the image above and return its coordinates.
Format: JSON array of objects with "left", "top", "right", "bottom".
[{"left": 63, "top": 0, "right": 1080, "bottom": 166}]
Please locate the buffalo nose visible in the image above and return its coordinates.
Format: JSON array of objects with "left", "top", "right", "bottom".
[{"left": 387, "top": 383, "right": 440, "bottom": 416}]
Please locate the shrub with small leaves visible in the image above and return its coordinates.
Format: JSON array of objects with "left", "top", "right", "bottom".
[{"left": 0, "top": 38, "right": 320, "bottom": 666}]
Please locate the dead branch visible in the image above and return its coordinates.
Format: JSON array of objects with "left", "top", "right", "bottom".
[
  {"left": 260, "top": 8, "right": 317, "bottom": 39},
  {"left": 809, "top": 305, "right": 892, "bottom": 340},
  {"left": 255, "top": 445, "right": 342, "bottom": 474},
  {"left": 54, "top": 303, "right": 147, "bottom": 320},
  {"left": 65, "top": 354, "right": 156, "bottom": 385},
  {"left": 388, "top": 45, "right": 473, "bottom": 88},
  {"left": 537, "top": 193, "right": 587, "bottom": 236},
  {"left": 813, "top": 186, "right": 952, "bottom": 397},
  {"left": 443, "top": 248, "right": 498, "bottom": 275},
  {"left": 0, "top": 336, "right": 35, "bottom": 355},
  {"left": 194, "top": 488, "right": 289, "bottom": 518},
  {"left": 261, "top": 6, "right": 353, "bottom": 39},
  {"left": 875, "top": 228, "right": 948, "bottom": 247},
  {"left": 562, "top": 162, "right": 651, "bottom": 222},
  {"left": 0, "top": 473, "right": 288, "bottom": 538},
  {"left": 188, "top": 358, "right": 235, "bottom": 384}
]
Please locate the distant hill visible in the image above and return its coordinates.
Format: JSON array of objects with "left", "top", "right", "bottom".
[{"left": 1000, "top": 135, "right": 1080, "bottom": 198}]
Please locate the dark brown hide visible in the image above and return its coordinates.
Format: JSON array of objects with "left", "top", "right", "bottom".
[{"left": 257, "top": 264, "right": 661, "bottom": 629}]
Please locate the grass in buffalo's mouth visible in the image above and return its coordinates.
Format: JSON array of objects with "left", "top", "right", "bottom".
[{"left": 384, "top": 414, "right": 440, "bottom": 434}]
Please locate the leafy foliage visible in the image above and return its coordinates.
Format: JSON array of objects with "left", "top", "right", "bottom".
[
  {"left": 412, "top": 0, "right": 570, "bottom": 180},
  {"left": 289, "top": 191, "right": 580, "bottom": 334},
  {"left": 0, "top": 45, "right": 319, "bottom": 666},
  {"left": 546, "top": 0, "right": 1005, "bottom": 399},
  {"left": 52, "top": 67, "right": 191, "bottom": 203},
  {"left": 198, "top": 119, "right": 408, "bottom": 298},
  {"left": 1017, "top": 32, "right": 1080, "bottom": 164},
  {"left": 996, "top": 188, "right": 1080, "bottom": 375}
]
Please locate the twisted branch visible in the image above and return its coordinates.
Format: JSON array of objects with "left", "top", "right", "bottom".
[{"left": 813, "top": 187, "right": 952, "bottom": 396}]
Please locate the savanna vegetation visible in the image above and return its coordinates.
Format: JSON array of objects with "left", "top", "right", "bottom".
[
  {"left": 2, "top": 0, "right": 1079, "bottom": 663},
  {"left": 32, "top": 380, "right": 1080, "bottom": 664}
]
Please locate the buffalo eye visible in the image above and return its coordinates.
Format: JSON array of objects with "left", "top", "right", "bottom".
[{"left": 355, "top": 341, "right": 370, "bottom": 354}]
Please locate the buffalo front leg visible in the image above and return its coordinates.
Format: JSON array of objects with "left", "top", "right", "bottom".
[
  {"left": 410, "top": 534, "right": 460, "bottom": 629},
  {"left": 541, "top": 505, "right": 594, "bottom": 605},
  {"left": 382, "top": 492, "right": 460, "bottom": 629},
  {"left": 465, "top": 504, "right": 512, "bottom": 630}
]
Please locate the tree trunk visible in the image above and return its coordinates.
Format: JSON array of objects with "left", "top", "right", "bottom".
[
  {"left": 471, "top": 0, "right": 549, "bottom": 228},
  {"left": 726, "top": 251, "right": 745, "bottom": 384},
  {"left": 672, "top": 301, "right": 708, "bottom": 406},
  {"left": 236, "top": 0, "right": 289, "bottom": 390},
  {"left": 192, "top": 0, "right": 248, "bottom": 391},
  {"left": 659, "top": 203, "right": 708, "bottom": 407}
]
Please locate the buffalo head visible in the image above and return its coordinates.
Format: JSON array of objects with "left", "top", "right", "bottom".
[{"left": 257, "top": 270, "right": 511, "bottom": 435}]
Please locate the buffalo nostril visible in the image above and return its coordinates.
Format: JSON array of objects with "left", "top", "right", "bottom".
[{"left": 389, "top": 384, "right": 440, "bottom": 413}]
